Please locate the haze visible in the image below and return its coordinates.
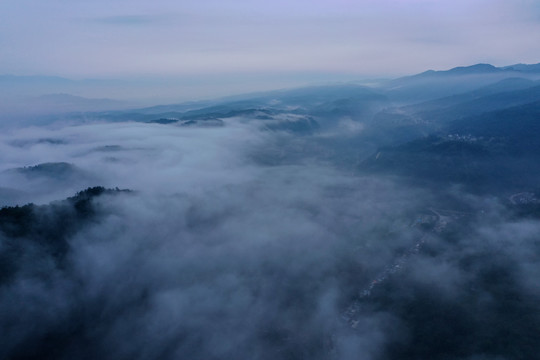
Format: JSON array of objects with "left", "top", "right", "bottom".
[
  {"left": 2, "top": 1, "right": 540, "bottom": 359},
  {"left": 2, "top": 0, "right": 540, "bottom": 101}
]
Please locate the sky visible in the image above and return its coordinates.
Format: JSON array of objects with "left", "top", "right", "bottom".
[{"left": 1, "top": 0, "right": 540, "bottom": 98}]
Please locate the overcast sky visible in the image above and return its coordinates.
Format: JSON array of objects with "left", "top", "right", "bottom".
[{"left": 1, "top": 0, "right": 540, "bottom": 80}]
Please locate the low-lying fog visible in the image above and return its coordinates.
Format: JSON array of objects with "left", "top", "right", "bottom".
[{"left": 1, "top": 111, "right": 539, "bottom": 360}]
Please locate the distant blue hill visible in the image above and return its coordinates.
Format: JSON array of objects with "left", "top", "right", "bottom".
[
  {"left": 502, "top": 63, "right": 540, "bottom": 73},
  {"left": 383, "top": 62, "right": 540, "bottom": 102},
  {"left": 30, "top": 93, "right": 127, "bottom": 111},
  {"left": 416, "top": 63, "right": 502, "bottom": 77},
  {"left": 412, "top": 62, "right": 540, "bottom": 78}
]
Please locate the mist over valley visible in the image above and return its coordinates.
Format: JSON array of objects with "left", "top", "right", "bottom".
[{"left": 1, "top": 61, "right": 540, "bottom": 359}]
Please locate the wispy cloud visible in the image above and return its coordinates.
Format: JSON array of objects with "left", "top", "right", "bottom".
[
  {"left": 1, "top": 0, "right": 540, "bottom": 84},
  {"left": 90, "top": 14, "right": 175, "bottom": 26}
]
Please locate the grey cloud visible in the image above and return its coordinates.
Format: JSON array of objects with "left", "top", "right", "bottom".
[{"left": 90, "top": 14, "right": 177, "bottom": 26}]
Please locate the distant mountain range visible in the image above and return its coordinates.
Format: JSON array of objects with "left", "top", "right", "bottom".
[
  {"left": 409, "top": 63, "right": 540, "bottom": 78},
  {"left": 2, "top": 62, "right": 540, "bottom": 194},
  {"left": 29, "top": 93, "right": 128, "bottom": 112},
  {"left": 1, "top": 62, "right": 539, "bottom": 114},
  {"left": 382, "top": 62, "right": 540, "bottom": 102}
]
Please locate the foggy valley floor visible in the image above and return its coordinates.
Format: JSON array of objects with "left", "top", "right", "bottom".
[{"left": 1, "top": 63, "right": 540, "bottom": 360}]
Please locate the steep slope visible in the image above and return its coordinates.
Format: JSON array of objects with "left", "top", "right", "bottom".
[
  {"left": 0, "top": 187, "right": 130, "bottom": 285},
  {"left": 361, "top": 101, "right": 540, "bottom": 193}
]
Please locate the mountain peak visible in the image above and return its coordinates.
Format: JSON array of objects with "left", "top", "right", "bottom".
[
  {"left": 502, "top": 63, "right": 540, "bottom": 73},
  {"left": 446, "top": 63, "right": 500, "bottom": 74}
]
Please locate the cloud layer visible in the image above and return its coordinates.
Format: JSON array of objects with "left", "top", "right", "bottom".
[{"left": 1, "top": 115, "right": 540, "bottom": 359}]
